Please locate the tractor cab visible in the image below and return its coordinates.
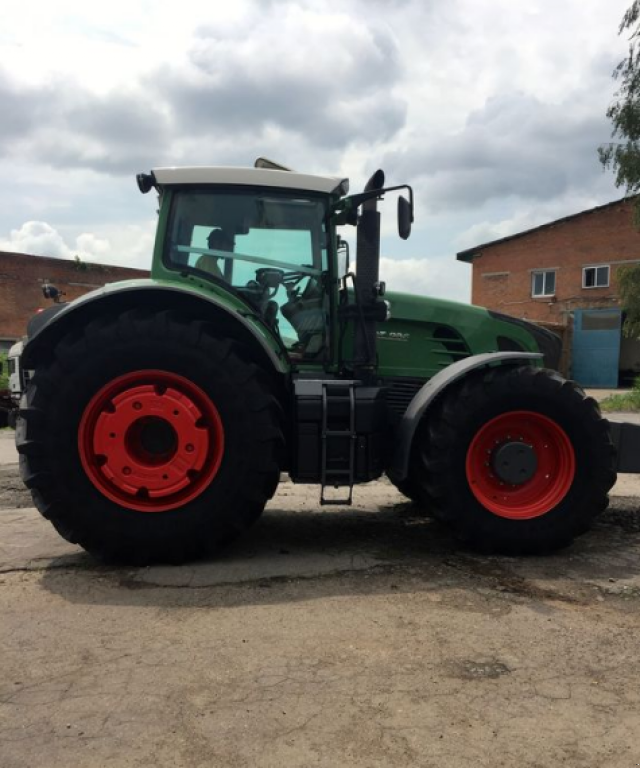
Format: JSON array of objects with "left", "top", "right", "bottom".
[
  {"left": 163, "top": 184, "right": 331, "bottom": 358},
  {"left": 142, "top": 162, "right": 413, "bottom": 369},
  {"left": 141, "top": 164, "right": 350, "bottom": 362}
]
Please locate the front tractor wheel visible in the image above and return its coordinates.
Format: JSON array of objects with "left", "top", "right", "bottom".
[
  {"left": 414, "top": 366, "right": 616, "bottom": 554},
  {"left": 17, "top": 310, "right": 283, "bottom": 564}
]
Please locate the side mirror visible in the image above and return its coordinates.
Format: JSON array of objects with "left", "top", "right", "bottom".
[
  {"left": 398, "top": 196, "right": 412, "bottom": 240},
  {"left": 337, "top": 238, "right": 350, "bottom": 276},
  {"left": 42, "top": 284, "right": 65, "bottom": 303},
  {"left": 136, "top": 173, "right": 154, "bottom": 194}
]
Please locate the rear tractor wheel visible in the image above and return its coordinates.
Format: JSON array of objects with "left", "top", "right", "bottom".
[
  {"left": 17, "top": 310, "right": 284, "bottom": 564},
  {"left": 412, "top": 366, "right": 616, "bottom": 553}
]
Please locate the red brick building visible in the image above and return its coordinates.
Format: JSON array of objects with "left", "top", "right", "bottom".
[
  {"left": 456, "top": 199, "right": 640, "bottom": 387},
  {"left": 0, "top": 252, "right": 149, "bottom": 352}
]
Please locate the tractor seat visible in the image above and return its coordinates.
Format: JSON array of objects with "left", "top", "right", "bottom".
[{"left": 195, "top": 254, "right": 223, "bottom": 279}]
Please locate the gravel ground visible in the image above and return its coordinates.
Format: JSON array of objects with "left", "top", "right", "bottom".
[{"left": 2, "top": 428, "right": 640, "bottom": 767}]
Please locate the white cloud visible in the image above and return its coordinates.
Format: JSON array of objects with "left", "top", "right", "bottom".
[
  {"left": 0, "top": 220, "right": 154, "bottom": 268},
  {"left": 380, "top": 255, "right": 471, "bottom": 303},
  {"left": 454, "top": 188, "right": 621, "bottom": 252},
  {"left": 0, "top": 222, "right": 76, "bottom": 259},
  {"left": 0, "top": 0, "right": 633, "bottom": 304},
  {"left": 87, "top": 223, "right": 156, "bottom": 269},
  {"left": 76, "top": 232, "right": 110, "bottom": 258}
]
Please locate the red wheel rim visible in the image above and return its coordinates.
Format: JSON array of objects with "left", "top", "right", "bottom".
[
  {"left": 78, "top": 370, "right": 224, "bottom": 512},
  {"left": 465, "top": 410, "right": 575, "bottom": 520}
]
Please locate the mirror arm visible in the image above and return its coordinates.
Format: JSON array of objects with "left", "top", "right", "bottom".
[{"left": 332, "top": 184, "right": 414, "bottom": 221}]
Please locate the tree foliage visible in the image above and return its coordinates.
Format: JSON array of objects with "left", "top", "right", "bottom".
[
  {"left": 0, "top": 353, "right": 8, "bottom": 391},
  {"left": 599, "top": 1, "right": 640, "bottom": 222},
  {"left": 618, "top": 264, "right": 640, "bottom": 337},
  {"left": 600, "top": 3, "right": 640, "bottom": 337}
]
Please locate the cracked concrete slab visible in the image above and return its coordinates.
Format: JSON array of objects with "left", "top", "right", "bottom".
[{"left": 0, "top": 507, "right": 88, "bottom": 573}]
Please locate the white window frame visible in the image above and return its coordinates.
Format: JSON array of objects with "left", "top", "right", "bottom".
[
  {"left": 531, "top": 270, "right": 556, "bottom": 297},
  {"left": 582, "top": 264, "right": 610, "bottom": 289}
]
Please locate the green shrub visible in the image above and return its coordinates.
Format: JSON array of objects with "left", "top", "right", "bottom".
[
  {"left": 0, "top": 352, "right": 8, "bottom": 390},
  {"left": 600, "top": 386, "right": 640, "bottom": 412}
]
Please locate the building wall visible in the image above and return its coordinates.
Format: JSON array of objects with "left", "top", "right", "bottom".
[
  {"left": 0, "top": 251, "right": 149, "bottom": 348},
  {"left": 470, "top": 201, "right": 640, "bottom": 324}
]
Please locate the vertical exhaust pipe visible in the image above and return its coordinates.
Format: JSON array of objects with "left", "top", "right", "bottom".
[{"left": 354, "top": 169, "right": 385, "bottom": 381}]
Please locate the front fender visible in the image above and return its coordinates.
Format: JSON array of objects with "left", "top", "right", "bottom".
[
  {"left": 21, "top": 279, "right": 289, "bottom": 375},
  {"left": 387, "top": 352, "right": 543, "bottom": 481}
]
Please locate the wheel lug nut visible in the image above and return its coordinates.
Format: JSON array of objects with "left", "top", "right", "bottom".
[
  {"left": 185, "top": 444, "right": 194, "bottom": 453},
  {"left": 123, "top": 466, "right": 132, "bottom": 476},
  {"left": 133, "top": 402, "right": 142, "bottom": 411}
]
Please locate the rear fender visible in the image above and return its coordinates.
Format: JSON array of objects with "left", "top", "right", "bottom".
[
  {"left": 21, "top": 281, "right": 289, "bottom": 376},
  {"left": 387, "top": 352, "right": 542, "bottom": 481}
]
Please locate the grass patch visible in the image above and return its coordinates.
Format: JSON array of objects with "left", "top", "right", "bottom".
[
  {"left": 600, "top": 392, "right": 640, "bottom": 412},
  {"left": 600, "top": 377, "right": 640, "bottom": 412}
]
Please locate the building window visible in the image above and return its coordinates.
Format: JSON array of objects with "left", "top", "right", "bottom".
[
  {"left": 583, "top": 265, "right": 609, "bottom": 289},
  {"left": 531, "top": 270, "right": 556, "bottom": 297}
]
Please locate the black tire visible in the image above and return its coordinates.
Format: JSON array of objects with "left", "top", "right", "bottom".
[
  {"left": 388, "top": 474, "right": 437, "bottom": 517},
  {"left": 414, "top": 366, "right": 616, "bottom": 554},
  {"left": 400, "top": 421, "right": 447, "bottom": 520},
  {"left": 390, "top": 476, "right": 420, "bottom": 503},
  {"left": 7, "top": 409, "right": 17, "bottom": 430},
  {"left": 0, "top": 409, "right": 8, "bottom": 429},
  {"left": 16, "top": 309, "right": 284, "bottom": 564}
]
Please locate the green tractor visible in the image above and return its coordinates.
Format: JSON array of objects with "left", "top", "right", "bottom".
[{"left": 15, "top": 158, "right": 623, "bottom": 563}]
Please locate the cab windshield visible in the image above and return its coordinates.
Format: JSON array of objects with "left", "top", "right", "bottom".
[{"left": 166, "top": 188, "right": 330, "bottom": 358}]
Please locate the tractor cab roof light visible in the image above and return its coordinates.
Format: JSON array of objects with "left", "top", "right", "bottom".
[{"left": 136, "top": 172, "right": 156, "bottom": 194}]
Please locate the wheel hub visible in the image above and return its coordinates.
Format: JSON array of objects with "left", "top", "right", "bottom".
[
  {"left": 465, "top": 410, "right": 576, "bottom": 520},
  {"left": 79, "top": 371, "right": 225, "bottom": 512},
  {"left": 127, "top": 416, "right": 178, "bottom": 464},
  {"left": 491, "top": 441, "right": 537, "bottom": 485}
]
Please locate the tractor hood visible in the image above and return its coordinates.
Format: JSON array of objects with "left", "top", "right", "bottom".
[
  {"left": 376, "top": 291, "right": 561, "bottom": 378},
  {"left": 384, "top": 290, "right": 492, "bottom": 326}
]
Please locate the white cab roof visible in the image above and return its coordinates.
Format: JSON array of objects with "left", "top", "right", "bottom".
[{"left": 152, "top": 166, "right": 348, "bottom": 196}]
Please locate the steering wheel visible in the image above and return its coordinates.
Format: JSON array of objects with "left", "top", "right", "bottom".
[
  {"left": 252, "top": 268, "right": 311, "bottom": 299},
  {"left": 255, "top": 268, "right": 285, "bottom": 290}
]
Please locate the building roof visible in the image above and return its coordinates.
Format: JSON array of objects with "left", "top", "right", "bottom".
[
  {"left": 456, "top": 197, "right": 634, "bottom": 263},
  {"left": 0, "top": 250, "right": 148, "bottom": 274},
  {"left": 151, "top": 166, "right": 349, "bottom": 196}
]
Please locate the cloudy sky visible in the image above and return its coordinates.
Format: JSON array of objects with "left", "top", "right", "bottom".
[{"left": 0, "top": 0, "right": 631, "bottom": 302}]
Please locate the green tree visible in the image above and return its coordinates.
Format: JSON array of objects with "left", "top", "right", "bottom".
[
  {"left": 618, "top": 264, "right": 640, "bottom": 336},
  {"left": 600, "top": 3, "right": 640, "bottom": 337},
  {"left": 0, "top": 352, "right": 8, "bottom": 391},
  {"left": 599, "top": 1, "right": 640, "bottom": 222}
]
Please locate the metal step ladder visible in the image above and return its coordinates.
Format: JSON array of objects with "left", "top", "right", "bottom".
[{"left": 320, "top": 381, "right": 357, "bottom": 505}]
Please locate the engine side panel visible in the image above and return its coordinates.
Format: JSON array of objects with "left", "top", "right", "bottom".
[{"left": 376, "top": 292, "right": 557, "bottom": 379}]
